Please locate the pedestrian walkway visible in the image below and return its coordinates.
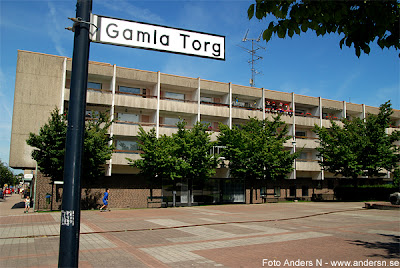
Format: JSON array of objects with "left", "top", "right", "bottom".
[{"left": 0, "top": 194, "right": 399, "bottom": 267}]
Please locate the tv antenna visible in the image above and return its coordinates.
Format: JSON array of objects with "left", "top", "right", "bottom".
[{"left": 238, "top": 29, "right": 266, "bottom": 87}]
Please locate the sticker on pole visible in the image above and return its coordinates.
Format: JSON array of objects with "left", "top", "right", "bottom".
[
  {"left": 61, "top": 210, "right": 75, "bottom": 226},
  {"left": 90, "top": 14, "right": 225, "bottom": 60}
]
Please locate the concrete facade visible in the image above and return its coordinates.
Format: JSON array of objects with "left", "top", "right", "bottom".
[{"left": 9, "top": 50, "right": 400, "bottom": 209}]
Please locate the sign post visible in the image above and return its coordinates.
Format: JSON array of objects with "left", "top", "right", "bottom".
[
  {"left": 58, "top": 2, "right": 224, "bottom": 267},
  {"left": 58, "top": 0, "right": 92, "bottom": 267},
  {"left": 90, "top": 15, "right": 225, "bottom": 60}
]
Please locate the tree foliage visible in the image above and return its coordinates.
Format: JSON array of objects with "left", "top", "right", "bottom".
[
  {"left": 314, "top": 101, "right": 400, "bottom": 183},
  {"left": 0, "top": 160, "right": 17, "bottom": 187},
  {"left": 128, "top": 121, "right": 217, "bottom": 182},
  {"left": 218, "top": 116, "right": 298, "bottom": 181},
  {"left": 248, "top": 0, "right": 400, "bottom": 57},
  {"left": 26, "top": 108, "right": 113, "bottom": 184}
]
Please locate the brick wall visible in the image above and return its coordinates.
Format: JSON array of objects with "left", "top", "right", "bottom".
[{"left": 34, "top": 172, "right": 163, "bottom": 211}]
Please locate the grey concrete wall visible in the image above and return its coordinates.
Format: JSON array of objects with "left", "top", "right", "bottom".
[{"left": 10, "top": 51, "right": 65, "bottom": 169}]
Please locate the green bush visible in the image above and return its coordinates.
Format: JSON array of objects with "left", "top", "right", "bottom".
[{"left": 334, "top": 185, "right": 399, "bottom": 201}]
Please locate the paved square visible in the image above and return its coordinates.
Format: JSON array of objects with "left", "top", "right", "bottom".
[{"left": 0, "top": 194, "right": 399, "bottom": 267}]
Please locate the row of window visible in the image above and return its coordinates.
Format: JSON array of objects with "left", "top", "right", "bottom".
[
  {"left": 260, "top": 183, "right": 334, "bottom": 198},
  {"left": 86, "top": 82, "right": 349, "bottom": 120}
]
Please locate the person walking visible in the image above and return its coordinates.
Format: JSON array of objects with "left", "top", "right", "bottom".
[
  {"left": 24, "top": 196, "right": 30, "bottom": 213},
  {"left": 100, "top": 189, "right": 110, "bottom": 211}
]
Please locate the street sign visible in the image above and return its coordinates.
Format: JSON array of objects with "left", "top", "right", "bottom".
[{"left": 90, "top": 14, "right": 225, "bottom": 60}]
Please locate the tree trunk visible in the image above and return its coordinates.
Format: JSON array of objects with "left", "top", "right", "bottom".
[{"left": 352, "top": 175, "right": 359, "bottom": 188}]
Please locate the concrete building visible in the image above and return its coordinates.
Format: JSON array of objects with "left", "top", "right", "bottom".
[{"left": 9, "top": 50, "right": 400, "bottom": 209}]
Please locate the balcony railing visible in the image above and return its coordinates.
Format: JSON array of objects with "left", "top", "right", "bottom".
[
  {"left": 266, "top": 108, "right": 293, "bottom": 116},
  {"left": 115, "top": 120, "right": 156, "bottom": 127},
  {"left": 115, "top": 91, "right": 157, "bottom": 99},
  {"left": 232, "top": 104, "right": 262, "bottom": 111},
  {"left": 87, "top": 87, "right": 112, "bottom": 94},
  {"left": 323, "top": 115, "right": 341, "bottom": 121},
  {"left": 297, "top": 159, "right": 319, "bottom": 162},
  {"left": 113, "top": 149, "right": 143, "bottom": 154},
  {"left": 200, "top": 100, "right": 229, "bottom": 107},
  {"left": 294, "top": 135, "right": 318, "bottom": 140},
  {"left": 160, "top": 97, "right": 197, "bottom": 103},
  {"left": 295, "top": 112, "right": 319, "bottom": 118}
]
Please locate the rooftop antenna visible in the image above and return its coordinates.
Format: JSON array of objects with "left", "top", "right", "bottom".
[{"left": 238, "top": 29, "right": 266, "bottom": 87}]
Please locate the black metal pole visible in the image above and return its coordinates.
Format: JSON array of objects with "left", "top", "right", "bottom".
[{"left": 58, "top": 0, "right": 92, "bottom": 267}]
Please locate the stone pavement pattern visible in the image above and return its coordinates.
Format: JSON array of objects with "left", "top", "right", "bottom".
[{"left": 0, "top": 193, "right": 399, "bottom": 267}]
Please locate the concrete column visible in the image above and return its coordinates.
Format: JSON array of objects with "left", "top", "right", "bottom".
[
  {"left": 229, "top": 82, "right": 232, "bottom": 129},
  {"left": 262, "top": 88, "right": 265, "bottom": 120},
  {"left": 106, "top": 64, "right": 116, "bottom": 177},
  {"left": 290, "top": 92, "right": 296, "bottom": 180},
  {"left": 197, "top": 77, "right": 201, "bottom": 122},
  {"left": 60, "top": 58, "right": 67, "bottom": 114},
  {"left": 292, "top": 92, "right": 296, "bottom": 137},
  {"left": 319, "top": 97, "right": 322, "bottom": 127},
  {"left": 156, "top": 71, "right": 161, "bottom": 138},
  {"left": 362, "top": 103, "right": 366, "bottom": 121},
  {"left": 343, "top": 101, "right": 347, "bottom": 119}
]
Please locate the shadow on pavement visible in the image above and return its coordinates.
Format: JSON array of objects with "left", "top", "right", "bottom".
[
  {"left": 349, "top": 234, "right": 400, "bottom": 259},
  {"left": 12, "top": 202, "right": 25, "bottom": 209}
]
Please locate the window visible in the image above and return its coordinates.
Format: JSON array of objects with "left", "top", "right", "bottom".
[
  {"left": 299, "top": 152, "right": 308, "bottom": 160},
  {"left": 289, "top": 186, "right": 296, "bottom": 197},
  {"left": 209, "top": 146, "right": 225, "bottom": 156},
  {"left": 201, "top": 96, "right": 213, "bottom": 103},
  {"left": 115, "top": 140, "right": 139, "bottom": 152},
  {"left": 295, "top": 131, "right": 307, "bottom": 137},
  {"left": 88, "top": 82, "right": 102, "bottom": 90},
  {"left": 295, "top": 109, "right": 306, "bottom": 115},
  {"left": 164, "top": 117, "right": 180, "bottom": 126},
  {"left": 119, "top": 86, "right": 140, "bottom": 94},
  {"left": 302, "top": 186, "right": 309, "bottom": 197},
  {"left": 260, "top": 187, "right": 267, "bottom": 196},
  {"left": 274, "top": 186, "right": 281, "bottom": 197},
  {"left": 165, "top": 92, "right": 184, "bottom": 101},
  {"left": 117, "top": 113, "right": 139, "bottom": 123},
  {"left": 85, "top": 110, "right": 100, "bottom": 119}
]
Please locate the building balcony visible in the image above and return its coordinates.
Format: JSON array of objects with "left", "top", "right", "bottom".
[
  {"left": 296, "top": 160, "right": 321, "bottom": 172},
  {"left": 231, "top": 106, "right": 262, "bottom": 119},
  {"left": 200, "top": 102, "right": 229, "bottom": 118},
  {"left": 295, "top": 137, "right": 319, "bottom": 149},
  {"left": 113, "top": 122, "right": 156, "bottom": 136},
  {"left": 159, "top": 99, "right": 197, "bottom": 114},
  {"left": 112, "top": 151, "right": 141, "bottom": 165},
  {"left": 65, "top": 88, "right": 113, "bottom": 106},
  {"left": 295, "top": 115, "right": 320, "bottom": 127},
  {"left": 114, "top": 93, "right": 157, "bottom": 110}
]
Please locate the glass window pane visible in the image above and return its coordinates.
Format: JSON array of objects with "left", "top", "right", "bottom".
[
  {"left": 118, "top": 113, "right": 139, "bottom": 123},
  {"left": 119, "top": 86, "right": 140, "bottom": 94},
  {"left": 165, "top": 92, "right": 184, "bottom": 100},
  {"left": 116, "top": 140, "right": 139, "bottom": 151},
  {"left": 164, "top": 117, "right": 180, "bottom": 126},
  {"left": 274, "top": 186, "right": 281, "bottom": 197},
  {"left": 88, "top": 82, "right": 102, "bottom": 89},
  {"left": 201, "top": 97, "right": 213, "bottom": 103}
]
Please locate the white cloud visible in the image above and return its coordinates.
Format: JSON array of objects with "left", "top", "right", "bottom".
[
  {"left": 97, "top": 0, "right": 164, "bottom": 24},
  {"left": 47, "top": 0, "right": 67, "bottom": 56}
]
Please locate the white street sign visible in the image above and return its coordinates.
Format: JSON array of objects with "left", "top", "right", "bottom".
[{"left": 90, "top": 14, "right": 225, "bottom": 60}]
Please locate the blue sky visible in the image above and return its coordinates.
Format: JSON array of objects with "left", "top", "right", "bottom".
[{"left": 1, "top": 0, "right": 399, "bottom": 173}]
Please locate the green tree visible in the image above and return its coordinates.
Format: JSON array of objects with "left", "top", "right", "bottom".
[
  {"left": 128, "top": 121, "right": 218, "bottom": 201},
  {"left": 128, "top": 127, "right": 187, "bottom": 181},
  {"left": 218, "top": 116, "right": 298, "bottom": 202},
  {"left": 248, "top": 0, "right": 400, "bottom": 57},
  {"left": 26, "top": 108, "right": 113, "bottom": 185},
  {"left": 314, "top": 101, "right": 400, "bottom": 186},
  {"left": 0, "top": 160, "right": 16, "bottom": 187},
  {"left": 173, "top": 121, "right": 218, "bottom": 181}
]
